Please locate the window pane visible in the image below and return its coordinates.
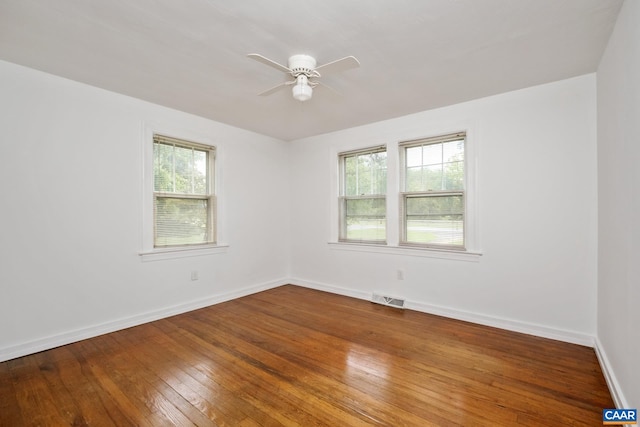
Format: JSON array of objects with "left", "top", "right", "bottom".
[
  {"left": 345, "top": 156, "right": 357, "bottom": 196},
  {"left": 346, "top": 219, "right": 386, "bottom": 241},
  {"left": 352, "top": 151, "right": 387, "bottom": 196},
  {"left": 406, "top": 146, "right": 422, "bottom": 167},
  {"left": 174, "top": 145, "right": 208, "bottom": 194},
  {"left": 403, "top": 138, "right": 465, "bottom": 192},
  {"left": 406, "top": 166, "right": 423, "bottom": 192},
  {"left": 443, "top": 160, "right": 464, "bottom": 190},
  {"left": 423, "top": 164, "right": 443, "bottom": 191},
  {"left": 357, "top": 156, "right": 372, "bottom": 195},
  {"left": 154, "top": 143, "right": 208, "bottom": 195},
  {"left": 423, "top": 143, "right": 442, "bottom": 165},
  {"left": 357, "top": 152, "right": 387, "bottom": 196},
  {"left": 443, "top": 139, "right": 464, "bottom": 162},
  {"left": 155, "top": 197, "right": 209, "bottom": 246},
  {"left": 154, "top": 142, "right": 174, "bottom": 192},
  {"left": 346, "top": 197, "right": 386, "bottom": 216},
  {"left": 193, "top": 149, "right": 208, "bottom": 194},
  {"left": 405, "top": 195, "right": 463, "bottom": 246},
  {"left": 370, "top": 152, "right": 387, "bottom": 195},
  {"left": 344, "top": 197, "right": 385, "bottom": 241}
]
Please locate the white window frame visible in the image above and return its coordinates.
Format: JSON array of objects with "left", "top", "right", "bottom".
[
  {"left": 399, "top": 132, "right": 467, "bottom": 250},
  {"left": 338, "top": 145, "right": 387, "bottom": 244},
  {"left": 140, "top": 123, "right": 228, "bottom": 262},
  {"left": 152, "top": 134, "right": 216, "bottom": 248}
]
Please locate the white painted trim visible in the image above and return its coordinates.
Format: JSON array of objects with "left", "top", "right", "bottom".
[
  {"left": 290, "top": 278, "right": 593, "bottom": 346},
  {"left": 294, "top": 278, "right": 372, "bottom": 301},
  {"left": 139, "top": 244, "right": 229, "bottom": 262},
  {"left": 0, "top": 278, "right": 287, "bottom": 363},
  {"left": 594, "top": 336, "right": 628, "bottom": 409},
  {"left": 407, "top": 300, "right": 594, "bottom": 347}
]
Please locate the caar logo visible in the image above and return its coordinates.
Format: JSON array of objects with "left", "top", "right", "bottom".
[{"left": 603, "top": 409, "right": 637, "bottom": 425}]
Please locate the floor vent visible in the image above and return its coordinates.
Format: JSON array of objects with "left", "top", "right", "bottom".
[{"left": 372, "top": 292, "right": 406, "bottom": 309}]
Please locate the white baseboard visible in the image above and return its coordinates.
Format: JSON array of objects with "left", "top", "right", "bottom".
[
  {"left": 594, "top": 336, "right": 628, "bottom": 409},
  {"left": 290, "top": 278, "right": 595, "bottom": 347},
  {"left": 0, "top": 278, "right": 287, "bottom": 363},
  {"left": 408, "top": 300, "right": 595, "bottom": 347},
  {"left": 293, "top": 278, "right": 372, "bottom": 302}
]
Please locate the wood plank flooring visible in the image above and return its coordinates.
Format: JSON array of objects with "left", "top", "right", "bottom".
[{"left": 0, "top": 285, "right": 613, "bottom": 426}]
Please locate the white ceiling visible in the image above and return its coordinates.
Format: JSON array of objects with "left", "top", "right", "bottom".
[{"left": 0, "top": 0, "right": 623, "bottom": 141}]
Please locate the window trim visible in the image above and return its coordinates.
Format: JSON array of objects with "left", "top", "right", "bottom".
[{"left": 140, "top": 122, "right": 227, "bottom": 261}]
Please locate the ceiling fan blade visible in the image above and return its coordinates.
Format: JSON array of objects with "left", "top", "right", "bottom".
[
  {"left": 314, "top": 56, "right": 360, "bottom": 76},
  {"left": 247, "top": 53, "right": 291, "bottom": 74},
  {"left": 257, "top": 81, "right": 293, "bottom": 96},
  {"left": 316, "top": 81, "right": 342, "bottom": 97}
]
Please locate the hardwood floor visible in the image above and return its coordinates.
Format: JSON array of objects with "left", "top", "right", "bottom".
[{"left": 1, "top": 285, "right": 612, "bottom": 426}]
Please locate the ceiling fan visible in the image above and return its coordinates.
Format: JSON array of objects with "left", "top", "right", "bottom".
[{"left": 247, "top": 53, "right": 360, "bottom": 102}]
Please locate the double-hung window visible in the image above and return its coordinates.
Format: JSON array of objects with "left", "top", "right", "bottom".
[
  {"left": 400, "top": 132, "right": 465, "bottom": 249},
  {"left": 153, "top": 134, "right": 216, "bottom": 247},
  {"left": 338, "top": 146, "right": 387, "bottom": 243}
]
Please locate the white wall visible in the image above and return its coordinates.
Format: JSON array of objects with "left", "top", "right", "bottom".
[
  {"left": 597, "top": 0, "right": 640, "bottom": 409},
  {"left": 0, "top": 29, "right": 630, "bottom": 404},
  {"left": 0, "top": 60, "right": 291, "bottom": 361},
  {"left": 289, "top": 74, "right": 598, "bottom": 344}
]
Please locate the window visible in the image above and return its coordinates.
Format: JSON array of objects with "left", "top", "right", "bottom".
[
  {"left": 153, "top": 134, "right": 215, "bottom": 247},
  {"left": 338, "top": 146, "right": 387, "bottom": 243},
  {"left": 400, "top": 132, "right": 465, "bottom": 249}
]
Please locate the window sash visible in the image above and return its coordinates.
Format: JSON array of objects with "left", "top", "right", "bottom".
[
  {"left": 400, "top": 191, "right": 465, "bottom": 249},
  {"left": 339, "top": 195, "right": 386, "bottom": 244},
  {"left": 153, "top": 141, "right": 213, "bottom": 196},
  {"left": 153, "top": 194, "right": 216, "bottom": 247},
  {"left": 400, "top": 133, "right": 465, "bottom": 193}
]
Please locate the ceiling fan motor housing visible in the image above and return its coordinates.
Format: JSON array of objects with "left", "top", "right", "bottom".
[{"left": 288, "top": 54, "right": 317, "bottom": 77}]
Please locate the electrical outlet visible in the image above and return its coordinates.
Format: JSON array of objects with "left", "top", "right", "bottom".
[
  {"left": 397, "top": 269, "right": 405, "bottom": 280},
  {"left": 190, "top": 270, "right": 199, "bottom": 281}
]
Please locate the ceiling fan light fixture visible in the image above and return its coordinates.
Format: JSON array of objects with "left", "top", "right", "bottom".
[{"left": 292, "top": 75, "right": 313, "bottom": 102}]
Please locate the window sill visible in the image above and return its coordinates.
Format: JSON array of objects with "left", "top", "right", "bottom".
[
  {"left": 139, "top": 244, "right": 229, "bottom": 262},
  {"left": 328, "top": 242, "right": 482, "bottom": 262}
]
